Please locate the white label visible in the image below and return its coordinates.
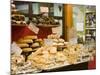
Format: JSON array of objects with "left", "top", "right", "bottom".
[
  {"left": 28, "top": 22, "right": 39, "bottom": 34},
  {"left": 76, "top": 23, "right": 84, "bottom": 31},
  {"left": 11, "top": 42, "right": 22, "bottom": 55}
]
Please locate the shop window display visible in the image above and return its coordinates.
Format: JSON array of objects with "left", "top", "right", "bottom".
[{"left": 11, "top": 0, "right": 96, "bottom": 74}]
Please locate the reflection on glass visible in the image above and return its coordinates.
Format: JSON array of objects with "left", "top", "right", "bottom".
[{"left": 16, "top": 4, "right": 28, "bottom": 14}]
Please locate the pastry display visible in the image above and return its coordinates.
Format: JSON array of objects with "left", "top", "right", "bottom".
[
  {"left": 15, "top": 35, "right": 43, "bottom": 62},
  {"left": 11, "top": 53, "right": 41, "bottom": 74},
  {"left": 11, "top": 2, "right": 96, "bottom": 74},
  {"left": 32, "top": 14, "right": 60, "bottom": 26},
  {"left": 11, "top": 34, "right": 96, "bottom": 74}
]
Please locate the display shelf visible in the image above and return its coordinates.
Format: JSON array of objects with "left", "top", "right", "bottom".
[
  {"left": 85, "top": 34, "right": 91, "bottom": 37},
  {"left": 41, "top": 62, "right": 88, "bottom": 72},
  {"left": 36, "top": 24, "right": 60, "bottom": 28},
  {"left": 12, "top": 24, "right": 28, "bottom": 26},
  {"left": 84, "top": 11, "right": 96, "bottom": 44},
  {"left": 85, "top": 27, "right": 96, "bottom": 30}
]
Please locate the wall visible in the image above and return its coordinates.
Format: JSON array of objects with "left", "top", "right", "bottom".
[
  {"left": 54, "top": 4, "right": 63, "bottom": 17},
  {"left": 32, "top": 3, "right": 40, "bottom": 14},
  {"left": 16, "top": 4, "right": 29, "bottom": 13},
  {"left": 73, "top": 5, "right": 85, "bottom": 33},
  {"left": 72, "top": 5, "right": 86, "bottom": 43}
]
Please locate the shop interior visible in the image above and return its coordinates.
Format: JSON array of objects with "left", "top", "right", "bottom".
[{"left": 11, "top": 0, "right": 96, "bottom": 74}]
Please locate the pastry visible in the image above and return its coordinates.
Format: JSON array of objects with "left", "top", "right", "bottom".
[
  {"left": 42, "top": 50, "right": 49, "bottom": 56},
  {"left": 17, "top": 43, "right": 29, "bottom": 48},
  {"left": 66, "top": 53, "right": 78, "bottom": 64},
  {"left": 55, "top": 52, "right": 66, "bottom": 65},
  {"left": 64, "top": 42, "right": 68, "bottom": 45},
  {"left": 49, "top": 47, "right": 57, "bottom": 54},
  {"left": 57, "top": 43, "right": 64, "bottom": 46},
  {"left": 52, "top": 42, "right": 57, "bottom": 46},
  {"left": 11, "top": 14, "right": 26, "bottom": 24},
  {"left": 33, "top": 55, "right": 48, "bottom": 64},
  {"left": 22, "top": 48, "right": 33, "bottom": 52},
  {"left": 47, "top": 34, "right": 60, "bottom": 39},
  {"left": 24, "top": 36, "right": 37, "bottom": 39},
  {"left": 58, "top": 39, "right": 65, "bottom": 43},
  {"left": 18, "top": 39, "right": 33, "bottom": 43},
  {"left": 11, "top": 54, "right": 25, "bottom": 64},
  {"left": 76, "top": 44, "right": 83, "bottom": 49},
  {"left": 35, "top": 39, "right": 42, "bottom": 42},
  {"left": 31, "top": 43, "right": 40, "bottom": 48},
  {"left": 53, "top": 39, "right": 58, "bottom": 43}
]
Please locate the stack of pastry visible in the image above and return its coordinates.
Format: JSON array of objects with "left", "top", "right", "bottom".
[
  {"left": 11, "top": 14, "right": 26, "bottom": 24},
  {"left": 21, "top": 43, "right": 91, "bottom": 70},
  {"left": 32, "top": 14, "right": 60, "bottom": 25},
  {"left": 17, "top": 38, "right": 33, "bottom": 52},
  {"left": 47, "top": 34, "right": 68, "bottom": 47},
  {"left": 11, "top": 33, "right": 95, "bottom": 73},
  {"left": 27, "top": 46, "right": 58, "bottom": 69},
  {"left": 52, "top": 39, "right": 65, "bottom": 46},
  {"left": 47, "top": 34, "right": 60, "bottom": 39},
  {"left": 63, "top": 44, "right": 83, "bottom": 64},
  {"left": 16, "top": 35, "right": 43, "bottom": 52},
  {"left": 11, "top": 3, "right": 26, "bottom": 25},
  {"left": 11, "top": 53, "right": 40, "bottom": 74},
  {"left": 55, "top": 51, "right": 67, "bottom": 65},
  {"left": 27, "top": 45, "right": 71, "bottom": 69}
]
